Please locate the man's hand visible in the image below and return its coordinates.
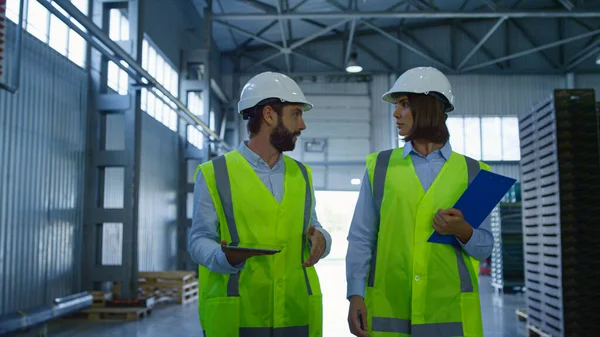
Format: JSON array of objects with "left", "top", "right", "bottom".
[
  {"left": 221, "top": 241, "right": 275, "bottom": 266},
  {"left": 348, "top": 295, "right": 370, "bottom": 337},
  {"left": 302, "top": 225, "right": 326, "bottom": 267},
  {"left": 433, "top": 208, "right": 473, "bottom": 244}
]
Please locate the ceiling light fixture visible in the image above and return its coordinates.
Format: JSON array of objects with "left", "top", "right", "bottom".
[{"left": 346, "top": 52, "right": 363, "bottom": 73}]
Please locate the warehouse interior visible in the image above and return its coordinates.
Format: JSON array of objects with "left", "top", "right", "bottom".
[{"left": 0, "top": 0, "right": 599, "bottom": 336}]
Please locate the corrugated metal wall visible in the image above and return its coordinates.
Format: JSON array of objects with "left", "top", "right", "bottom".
[
  {"left": 446, "top": 74, "right": 566, "bottom": 117},
  {"left": 104, "top": 113, "right": 179, "bottom": 272},
  {"left": 0, "top": 23, "right": 88, "bottom": 315},
  {"left": 138, "top": 114, "right": 179, "bottom": 271},
  {"left": 288, "top": 79, "right": 371, "bottom": 191},
  {"left": 371, "top": 74, "right": 393, "bottom": 151}
]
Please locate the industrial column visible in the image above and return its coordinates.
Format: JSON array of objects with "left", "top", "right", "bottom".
[
  {"left": 83, "top": 0, "right": 145, "bottom": 299},
  {"left": 176, "top": 3, "right": 212, "bottom": 271}
]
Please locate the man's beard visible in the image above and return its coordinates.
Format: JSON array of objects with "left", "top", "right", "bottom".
[{"left": 270, "top": 120, "right": 299, "bottom": 152}]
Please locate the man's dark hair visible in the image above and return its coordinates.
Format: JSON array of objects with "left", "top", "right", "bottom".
[
  {"left": 243, "top": 99, "right": 286, "bottom": 137},
  {"left": 403, "top": 93, "right": 450, "bottom": 144}
]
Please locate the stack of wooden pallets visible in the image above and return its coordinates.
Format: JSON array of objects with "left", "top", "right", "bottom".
[
  {"left": 64, "top": 291, "right": 153, "bottom": 322},
  {"left": 137, "top": 271, "right": 198, "bottom": 305}
]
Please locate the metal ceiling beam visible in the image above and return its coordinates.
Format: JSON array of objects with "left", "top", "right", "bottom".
[
  {"left": 241, "top": 52, "right": 283, "bottom": 71},
  {"left": 344, "top": 19, "right": 357, "bottom": 67},
  {"left": 362, "top": 20, "right": 454, "bottom": 72},
  {"left": 235, "top": 0, "right": 310, "bottom": 51},
  {"left": 462, "top": 28, "right": 600, "bottom": 71},
  {"left": 216, "top": 0, "right": 239, "bottom": 49},
  {"left": 458, "top": 17, "right": 506, "bottom": 70},
  {"left": 509, "top": 19, "right": 561, "bottom": 69},
  {"left": 568, "top": 35, "right": 600, "bottom": 64},
  {"left": 285, "top": 0, "right": 293, "bottom": 72},
  {"left": 213, "top": 10, "right": 600, "bottom": 20},
  {"left": 240, "top": 0, "right": 276, "bottom": 13},
  {"left": 215, "top": 20, "right": 282, "bottom": 50},
  {"left": 240, "top": 52, "right": 281, "bottom": 72},
  {"left": 274, "top": 0, "right": 291, "bottom": 73},
  {"left": 455, "top": 21, "right": 504, "bottom": 69},
  {"left": 401, "top": 29, "right": 450, "bottom": 68},
  {"left": 556, "top": 0, "right": 575, "bottom": 10},
  {"left": 224, "top": 18, "right": 489, "bottom": 55},
  {"left": 482, "top": 0, "right": 499, "bottom": 11},
  {"left": 302, "top": 18, "right": 397, "bottom": 72},
  {"left": 325, "top": 0, "right": 346, "bottom": 11},
  {"left": 289, "top": 19, "right": 351, "bottom": 49},
  {"left": 240, "top": 19, "right": 351, "bottom": 71},
  {"left": 407, "top": 0, "right": 438, "bottom": 11},
  {"left": 294, "top": 49, "right": 344, "bottom": 71},
  {"left": 237, "top": 21, "right": 278, "bottom": 50},
  {"left": 567, "top": 44, "right": 600, "bottom": 70}
]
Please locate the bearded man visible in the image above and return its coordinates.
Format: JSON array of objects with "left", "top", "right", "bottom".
[{"left": 189, "top": 72, "right": 332, "bottom": 337}]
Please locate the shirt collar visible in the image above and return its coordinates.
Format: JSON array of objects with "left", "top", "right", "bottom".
[
  {"left": 402, "top": 140, "right": 453, "bottom": 161},
  {"left": 237, "top": 141, "right": 284, "bottom": 168}
]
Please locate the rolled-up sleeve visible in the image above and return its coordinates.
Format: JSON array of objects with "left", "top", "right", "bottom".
[
  {"left": 188, "top": 170, "right": 245, "bottom": 274},
  {"left": 345, "top": 170, "right": 378, "bottom": 300}
]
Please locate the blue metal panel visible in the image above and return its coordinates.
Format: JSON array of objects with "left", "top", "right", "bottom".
[
  {"left": 0, "top": 23, "right": 87, "bottom": 315},
  {"left": 137, "top": 113, "right": 179, "bottom": 271}
]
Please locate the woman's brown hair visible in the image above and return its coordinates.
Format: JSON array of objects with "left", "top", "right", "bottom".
[{"left": 403, "top": 93, "right": 450, "bottom": 144}]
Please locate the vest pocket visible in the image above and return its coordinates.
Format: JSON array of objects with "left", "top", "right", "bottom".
[
  {"left": 202, "top": 296, "right": 240, "bottom": 337},
  {"left": 308, "top": 294, "right": 323, "bottom": 337},
  {"left": 459, "top": 292, "right": 483, "bottom": 337}
]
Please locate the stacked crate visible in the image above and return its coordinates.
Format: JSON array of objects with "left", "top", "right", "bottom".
[
  {"left": 490, "top": 202, "right": 524, "bottom": 292},
  {"left": 519, "top": 89, "right": 600, "bottom": 337},
  {"left": 137, "top": 271, "right": 198, "bottom": 305}
]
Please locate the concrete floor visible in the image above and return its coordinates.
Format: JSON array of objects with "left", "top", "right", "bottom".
[{"left": 40, "top": 259, "right": 527, "bottom": 337}]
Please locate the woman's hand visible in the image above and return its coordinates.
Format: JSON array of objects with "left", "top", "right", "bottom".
[{"left": 433, "top": 208, "right": 474, "bottom": 244}]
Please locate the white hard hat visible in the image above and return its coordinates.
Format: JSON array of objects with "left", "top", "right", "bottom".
[
  {"left": 238, "top": 72, "right": 313, "bottom": 114},
  {"left": 382, "top": 66, "right": 454, "bottom": 112}
]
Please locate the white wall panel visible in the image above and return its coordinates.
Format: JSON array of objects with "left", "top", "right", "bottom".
[
  {"left": 307, "top": 95, "right": 370, "bottom": 108},
  {"left": 371, "top": 74, "right": 394, "bottom": 151},
  {"left": 326, "top": 138, "right": 371, "bottom": 161},
  {"left": 301, "top": 121, "right": 370, "bottom": 139},
  {"left": 305, "top": 108, "right": 370, "bottom": 122},
  {"left": 309, "top": 165, "right": 366, "bottom": 191},
  {"left": 446, "top": 75, "right": 566, "bottom": 117}
]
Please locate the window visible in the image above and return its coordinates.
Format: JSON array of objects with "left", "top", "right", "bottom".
[
  {"left": 209, "top": 110, "right": 216, "bottom": 131},
  {"left": 397, "top": 116, "right": 521, "bottom": 160},
  {"left": 7, "top": 0, "right": 88, "bottom": 68},
  {"left": 107, "top": 8, "right": 128, "bottom": 94},
  {"left": 186, "top": 92, "right": 205, "bottom": 150},
  {"left": 140, "top": 38, "right": 179, "bottom": 132}
]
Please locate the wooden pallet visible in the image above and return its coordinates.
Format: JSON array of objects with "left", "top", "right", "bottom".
[
  {"left": 137, "top": 271, "right": 198, "bottom": 304},
  {"left": 64, "top": 307, "right": 152, "bottom": 322},
  {"left": 516, "top": 308, "right": 528, "bottom": 322},
  {"left": 90, "top": 291, "right": 112, "bottom": 308}
]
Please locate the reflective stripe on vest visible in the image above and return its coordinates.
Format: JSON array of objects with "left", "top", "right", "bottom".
[
  {"left": 368, "top": 150, "right": 481, "bottom": 336},
  {"left": 372, "top": 318, "right": 464, "bottom": 337},
  {"left": 212, "top": 155, "right": 314, "bottom": 298},
  {"left": 239, "top": 326, "right": 309, "bottom": 337}
]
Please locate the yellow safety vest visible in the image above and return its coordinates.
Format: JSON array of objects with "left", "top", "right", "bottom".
[
  {"left": 364, "top": 147, "right": 490, "bottom": 337},
  {"left": 194, "top": 150, "right": 323, "bottom": 337}
]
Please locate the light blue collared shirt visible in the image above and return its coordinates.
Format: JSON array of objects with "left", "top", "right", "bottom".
[
  {"left": 345, "top": 141, "right": 494, "bottom": 299},
  {"left": 188, "top": 141, "right": 332, "bottom": 274}
]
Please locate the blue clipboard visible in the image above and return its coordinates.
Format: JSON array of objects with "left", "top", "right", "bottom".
[{"left": 428, "top": 170, "right": 517, "bottom": 246}]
